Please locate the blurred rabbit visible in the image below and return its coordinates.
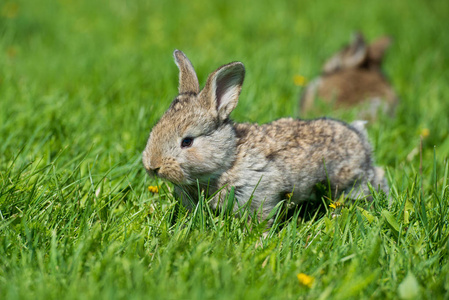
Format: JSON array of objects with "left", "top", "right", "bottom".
[{"left": 300, "top": 32, "right": 399, "bottom": 119}]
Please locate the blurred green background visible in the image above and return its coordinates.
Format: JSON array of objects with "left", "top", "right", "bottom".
[
  {"left": 1, "top": 0, "right": 448, "bottom": 165},
  {"left": 1, "top": 0, "right": 448, "bottom": 299}
]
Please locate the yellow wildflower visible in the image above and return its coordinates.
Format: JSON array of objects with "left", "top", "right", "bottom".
[
  {"left": 285, "top": 192, "right": 293, "bottom": 199},
  {"left": 148, "top": 186, "right": 159, "bottom": 193},
  {"left": 7, "top": 47, "right": 17, "bottom": 58},
  {"left": 1, "top": 3, "right": 19, "bottom": 19},
  {"left": 297, "top": 273, "right": 315, "bottom": 288},
  {"left": 420, "top": 128, "right": 430, "bottom": 138},
  {"left": 329, "top": 202, "right": 342, "bottom": 209},
  {"left": 293, "top": 75, "right": 307, "bottom": 87}
]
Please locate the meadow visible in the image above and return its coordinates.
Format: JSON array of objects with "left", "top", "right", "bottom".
[{"left": 1, "top": 0, "right": 448, "bottom": 299}]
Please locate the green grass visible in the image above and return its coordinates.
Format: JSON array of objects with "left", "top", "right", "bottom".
[{"left": 1, "top": 0, "right": 449, "bottom": 299}]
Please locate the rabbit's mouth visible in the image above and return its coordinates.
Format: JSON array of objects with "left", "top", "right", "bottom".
[
  {"left": 156, "top": 167, "right": 185, "bottom": 185},
  {"left": 167, "top": 170, "right": 221, "bottom": 188},
  {"left": 143, "top": 157, "right": 186, "bottom": 185}
]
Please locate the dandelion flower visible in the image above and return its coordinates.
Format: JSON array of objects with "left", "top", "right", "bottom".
[
  {"left": 420, "top": 128, "right": 430, "bottom": 138},
  {"left": 297, "top": 273, "right": 314, "bottom": 288},
  {"left": 1, "top": 3, "right": 19, "bottom": 19},
  {"left": 293, "top": 75, "right": 307, "bottom": 87},
  {"left": 329, "top": 202, "right": 342, "bottom": 209},
  {"left": 7, "top": 47, "right": 17, "bottom": 58},
  {"left": 148, "top": 186, "right": 159, "bottom": 193}
]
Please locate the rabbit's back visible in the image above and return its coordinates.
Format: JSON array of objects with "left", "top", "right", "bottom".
[
  {"left": 235, "top": 117, "right": 369, "bottom": 164},
  {"left": 219, "top": 118, "right": 379, "bottom": 211},
  {"left": 319, "top": 70, "right": 397, "bottom": 110}
]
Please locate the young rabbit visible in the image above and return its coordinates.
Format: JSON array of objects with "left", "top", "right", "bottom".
[
  {"left": 300, "top": 32, "right": 399, "bottom": 119},
  {"left": 142, "top": 50, "right": 388, "bottom": 223}
]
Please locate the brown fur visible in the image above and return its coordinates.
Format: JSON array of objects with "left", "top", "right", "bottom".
[{"left": 300, "top": 32, "right": 399, "bottom": 119}]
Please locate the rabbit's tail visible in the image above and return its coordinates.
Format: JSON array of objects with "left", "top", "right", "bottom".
[{"left": 350, "top": 120, "right": 368, "bottom": 138}]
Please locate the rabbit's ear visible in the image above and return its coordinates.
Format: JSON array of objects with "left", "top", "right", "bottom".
[
  {"left": 323, "top": 32, "right": 367, "bottom": 73},
  {"left": 368, "top": 36, "right": 392, "bottom": 64},
  {"left": 201, "top": 62, "right": 245, "bottom": 121},
  {"left": 173, "top": 50, "right": 200, "bottom": 94},
  {"left": 345, "top": 32, "right": 368, "bottom": 67}
]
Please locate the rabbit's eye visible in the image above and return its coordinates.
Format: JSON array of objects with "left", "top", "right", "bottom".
[{"left": 181, "top": 137, "right": 194, "bottom": 148}]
